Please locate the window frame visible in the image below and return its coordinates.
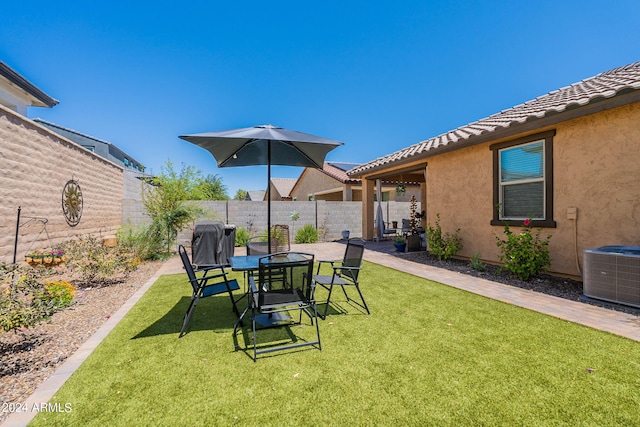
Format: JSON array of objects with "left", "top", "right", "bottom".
[{"left": 490, "top": 130, "right": 556, "bottom": 228}]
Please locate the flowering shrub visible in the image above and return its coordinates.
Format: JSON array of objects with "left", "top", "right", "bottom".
[
  {"left": 0, "top": 271, "right": 78, "bottom": 332},
  {"left": 495, "top": 218, "right": 552, "bottom": 281},
  {"left": 38, "top": 280, "right": 76, "bottom": 310}
]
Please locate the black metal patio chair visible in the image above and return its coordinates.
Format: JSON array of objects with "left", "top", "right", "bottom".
[
  {"left": 313, "top": 238, "right": 369, "bottom": 319},
  {"left": 178, "top": 244, "right": 241, "bottom": 337},
  {"left": 233, "top": 252, "right": 321, "bottom": 362}
]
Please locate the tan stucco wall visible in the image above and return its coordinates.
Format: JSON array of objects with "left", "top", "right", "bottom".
[
  {"left": 291, "top": 168, "right": 344, "bottom": 200},
  {"left": 0, "top": 106, "right": 124, "bottom": 262},
  {"left": 292, "top": 168, "right": 420, "bottom": 203},
  {"left": 423, "top": 102, "right": 640, "bottom": 278}
]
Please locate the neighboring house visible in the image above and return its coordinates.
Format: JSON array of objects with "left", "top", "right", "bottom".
[
  {"left": 290, "top": 161, "right": 420, "bottom": 201},
  {"left": 349, "top": 61, "right": 640, "bottom": 279},
  {"left": 33, "top": 118, "right": 145, "bottom": 172},
  {"left": 0, "top": 61, "right": 59, "bottom": 115},
  {"left": 245, "top": 190, "right": 266, "bottom": 201},
  {"left": 266, "top": 178, "right": 297, "bottom": 201}
]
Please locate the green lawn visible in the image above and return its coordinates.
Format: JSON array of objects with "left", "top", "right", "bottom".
[{"left": 31, "top": 261, "right": 640, "bottom": 426}]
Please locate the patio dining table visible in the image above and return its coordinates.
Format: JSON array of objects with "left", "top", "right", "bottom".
[{"left": 230, "top": 253, "right": 307, "bottom": 272}]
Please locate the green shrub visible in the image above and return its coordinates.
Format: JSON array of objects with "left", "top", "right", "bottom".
[
  {"left": 0, "top": 269, "right": 48, "bottom": 332},
  {"left": 117, "top": 224, "right": 163, "bottom": 261},
  {"left": 495, "top": 218, "right": 551, "bottom": 281},
  {"left": 295, "top": 224, "right": 318, "bottom": 244},
  {"left": 60, "top": 235, "right": 140, "bottom": 285},
  {"left": 142, "top": 161, "right": 203, "bottom": 253},
  {"left": 234, "top": 227, "right": 251, "bottom": 247},
  {"left": 0, "top": 270, "right": 79, "bottom": 333},
  {"left": 426, "top": 214, "right": 462, "bottom": 260},
  {"left": 470, "top": 252, "right": 486, "bottom": 271}
]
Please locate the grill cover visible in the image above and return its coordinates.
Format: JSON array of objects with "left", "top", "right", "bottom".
[{"left": 191, "top": 220, "right": 236, "bottom": 266}]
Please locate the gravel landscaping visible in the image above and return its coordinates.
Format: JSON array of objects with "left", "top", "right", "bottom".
[{"left": 0, "top": 260, "right": 162, "bottom": 422}]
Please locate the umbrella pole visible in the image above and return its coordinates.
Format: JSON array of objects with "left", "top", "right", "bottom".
[{"left": 267, "top": 140, "right": 272, "bottom": 253}]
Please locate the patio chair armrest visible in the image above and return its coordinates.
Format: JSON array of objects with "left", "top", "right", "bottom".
[
  {"left": 315, "top": 259, "right": 336, "bottom": 274},
  {"left": 194, "top": 264, "right": 228, "bottom": 273},
  {"left": 197, "top": 270, "right": 229, "bottom": 282},
  {"left": 334, "top": 265, "right": 360, "bottom": 273}
]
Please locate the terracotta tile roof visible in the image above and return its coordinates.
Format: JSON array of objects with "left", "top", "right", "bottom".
[
  {"left": 322, "top": 162, "right": 361, "bottom": 184},
  {"left": 349, "top": 61, "right": 640, "bottom": 176}
]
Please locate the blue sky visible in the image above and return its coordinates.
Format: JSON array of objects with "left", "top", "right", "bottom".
[{"left": 2, "top": 1, "right": 639, "bottom": 196}]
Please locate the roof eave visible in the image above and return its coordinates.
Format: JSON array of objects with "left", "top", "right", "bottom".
[
  {"left": 0, "top": 62, "right": 59, "bottom": 108},
  {"left": 349, "top": 89, "right": 640, "bottom": 178}
]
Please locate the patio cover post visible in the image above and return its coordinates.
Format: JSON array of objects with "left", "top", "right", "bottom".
[{"left": 362, "top": 179, "right": 375, "bottom": 240}]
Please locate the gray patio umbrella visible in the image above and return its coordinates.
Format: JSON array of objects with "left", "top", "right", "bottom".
[
  {"left": 375, "top": 179, "right": 385, "bottom": 239},
  {"left": 179, "top": 124, "right": 343, "bottom": 251}
]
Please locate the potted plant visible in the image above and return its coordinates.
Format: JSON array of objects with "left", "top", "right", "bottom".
[
  {"left": 52, "top": 249, "right": 66, "bottom": 264},
  {"left": 394, "top": 235, "right": 406, "bottom": 252},
  {"left": 26, "top": 250, "right": 44, "bottom": 265},
  {"left": 407, "top": 195, "right": 422, "bottom": 252},
  {"left": 43, "top": 252, "right": 53, "bottom": 265}
]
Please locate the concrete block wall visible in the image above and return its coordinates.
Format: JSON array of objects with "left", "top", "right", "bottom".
[
  {"left": 0, "top": 107, "right": 123, "bottom": 263},
  {"left": 380, "top": 201, "right": 426, "bottom": 230},
  {"left": 122, "top": 169, "right": 153, "bottom": 227},
  {"left": 177, "top": 200, "right": 366, "bottom": 245},
  {"left": 317, "top": 201, "right": 362, "bottom": 240}
]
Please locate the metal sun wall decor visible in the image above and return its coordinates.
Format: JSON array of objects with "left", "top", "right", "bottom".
[{"left": 62, "top": 179, "right": 83, "bottom": 226}]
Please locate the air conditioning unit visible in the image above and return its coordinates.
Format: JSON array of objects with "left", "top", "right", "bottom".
[{"left": 583, "top": 246, "right": 640, "bottom": 308}]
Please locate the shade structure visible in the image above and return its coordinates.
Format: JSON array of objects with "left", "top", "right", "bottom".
[{"left": 179, "top": 124, "right": 343, "bottom": 251}]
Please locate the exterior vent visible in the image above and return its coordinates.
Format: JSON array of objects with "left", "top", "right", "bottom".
[{"left": 583, "top": 246, "right": 640, "bottom": 308}]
